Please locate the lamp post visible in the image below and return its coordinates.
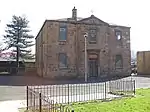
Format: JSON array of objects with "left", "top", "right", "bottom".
[{"left": 84, "top": 32, "right": 88, "bottom": 82}]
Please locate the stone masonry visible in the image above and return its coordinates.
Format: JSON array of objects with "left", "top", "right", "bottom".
[{"left": 35, "top": 7, "right": 131, "bottom": 80}]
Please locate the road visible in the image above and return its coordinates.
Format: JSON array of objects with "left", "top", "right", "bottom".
[
  {"left": 0, "top": 75, "right": 51, "bottom": 101},
  {"left": 122, "top": 75, "right": 150, "bottom": 89},
  {"left": 0, "top": 75, "right": 150, "bottom": 101}
]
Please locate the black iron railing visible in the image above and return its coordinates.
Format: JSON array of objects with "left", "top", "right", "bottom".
[
  {"left": 27, "top": 79, "right": 135, "bottom": 112},
  {"left": 109, "top": 79, "right": 136, "bottom": 95}
]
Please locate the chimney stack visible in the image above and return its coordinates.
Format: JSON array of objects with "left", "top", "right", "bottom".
[{"left": 72, "top": 6, "right": 77, "bottom": 20}]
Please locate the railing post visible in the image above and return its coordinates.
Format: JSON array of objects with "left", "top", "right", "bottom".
[
  {"left": 26, "top": 86, "right": 28, "bottom": 110},
  {"left": 39, "top": 93, "right": 42, "bottom": 112},
  {"left": 68, "top": 84, "right": 69, "bottom": 104},
  {"left": 108, "top": 81, "right": 110, "bottom": 93},
  {"left": 109, "top": 81, "right": 111, "bottom": 93},
  {"left": 133, "top": 80, "right": 136, "bottom": 95},
  {"left": 105, "top": 82, "right": 107, "bottom": 100}
]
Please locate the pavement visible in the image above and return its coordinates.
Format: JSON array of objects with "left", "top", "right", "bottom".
[
  {"left": 46, "top": 93, "right": 122, "bottom": 104},
  {"left": 0, "top": 75, "right": 150, "bottom": 112},
  {"left": 0, "top": 100, "right": 26, "bottom": 112},
  {"left": 0, "top": 93, "right": 121, "bottom": 112}
]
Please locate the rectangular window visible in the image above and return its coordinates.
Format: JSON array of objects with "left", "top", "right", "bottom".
[
  {"left": 89, "top": 28, "right": 97, "bottom": 43},
  {"left": 59, "top": 25, "right": 67, "bottom": 41},
  {"left": 115, "top": 55, "right": 123, "bottom": 69},
  {"left": 115, "top": 30, "right": 122, "bottom": 40},
  {"left": 59, "top": 53, "right": 67, "bottom": 68}
]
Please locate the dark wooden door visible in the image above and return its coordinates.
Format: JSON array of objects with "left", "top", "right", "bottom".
[{"left": 89, "top": 59, "right": 98, "bottom": 77}]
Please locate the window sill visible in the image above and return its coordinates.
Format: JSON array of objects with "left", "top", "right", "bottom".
[
  {"left": 59, "top": 67, "right": 68, "bottom": 70},
  {"left": 58, "top": 41, "right": 66, "bottom": 45},
  {"left": 115, "top": 67, "right": 123, "bottom": 69},
  {"left": 58, "top": 40, "right": 66, "bottom": 42},
  {"left": 89, "top": 41, "right": 97, "bottom": 44}
]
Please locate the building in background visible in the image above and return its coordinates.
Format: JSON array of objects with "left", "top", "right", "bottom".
[
  {"left": 35, "top": 7, "right": 131, "bottom": 80},
  {"left": 137, "top": 51, "right": 150, "bottom": 75},
  {"left": 0, "top": 52, "right": 35, "bottom": 75}
]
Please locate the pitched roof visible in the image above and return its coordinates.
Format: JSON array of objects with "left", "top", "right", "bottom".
[
  {"left": 35, "top": 15, "right": 130, "bottom": 39},
  {"left": 78, "top": 15, "right": 109, "bottom": 25},
  {"left": 109, "top": 23, "right": 131, "bottom": 28},
  {"left": 56, "top": 17, "right": 84, "bottom": 21}
]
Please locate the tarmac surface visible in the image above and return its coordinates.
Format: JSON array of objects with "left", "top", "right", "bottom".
[{"left": 0, "top": 75, "right": 150, "bottom": 101}]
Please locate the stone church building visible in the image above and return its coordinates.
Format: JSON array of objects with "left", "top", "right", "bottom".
[{"left": 35, "top": 7, "right": 131, "bottom": 80}]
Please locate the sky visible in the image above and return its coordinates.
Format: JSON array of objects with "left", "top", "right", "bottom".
[{"left": 0, "top": 0, "right": 150, "bottom": 55}]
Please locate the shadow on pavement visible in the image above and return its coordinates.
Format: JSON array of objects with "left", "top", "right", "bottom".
[
  {"left": 0, "top": 75, "right": 57, "bottom": 86},
  {"left": 0, "top": 75, "right": 131, "bottom": 86}
]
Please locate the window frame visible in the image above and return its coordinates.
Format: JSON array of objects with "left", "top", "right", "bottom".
[
  {"left": 115, "top": 30, "right": 122, "bottom": 40},
  {"left": 58, "top": 24, "right": 67, "bottom": 41},
  {"left": 58, "top": 53, "right": 68, "bottom": 69},
  {"left": 88, "top": 28, "right": 97, "bottom": 44},
  {"left": 115, "top": 54, "right": 123, "bottom": 69}
]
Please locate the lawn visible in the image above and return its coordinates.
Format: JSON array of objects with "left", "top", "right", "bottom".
[
  {"left": 21, "top": 88, "right": 150, "bottom": 112},
  {"left": 72, "top": 88, "right": 150, "bottom": 112}
]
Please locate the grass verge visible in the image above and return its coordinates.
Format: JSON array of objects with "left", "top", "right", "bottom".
[
  {"left": 72, "top": 88, "right": 150, "bottom": 112},
  {"left": 20, "top": 88, "right": 150, "bottom": 112}
]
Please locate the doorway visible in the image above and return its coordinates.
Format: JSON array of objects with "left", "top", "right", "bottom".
[{"left": 88, "top": 55, "right": 98, "bottom": 77}]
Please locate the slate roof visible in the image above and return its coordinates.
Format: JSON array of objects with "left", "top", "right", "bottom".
[
  {"left": 35, "top": 15, "right": 130, "bottom": 39},
  {"left": 56, "top": 15, "right": 130, "bottom": 28},
  {"left": 56, "top": 17, "right": 84, "bottom": 21}
]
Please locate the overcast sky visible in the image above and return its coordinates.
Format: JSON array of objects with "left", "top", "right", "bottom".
[{"left": 0, "top": 0, "right": 150, "bottom": 54}]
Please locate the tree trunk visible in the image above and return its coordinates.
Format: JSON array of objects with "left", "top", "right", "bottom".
[
  {"left": 16, "top": 46, "right": 19, "bottom": 74},
  {"left": 16, "top": 29, "right": 20, "bottom": 75}
]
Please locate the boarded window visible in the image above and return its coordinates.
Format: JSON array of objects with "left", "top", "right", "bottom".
[
  {"left": 115, "top": 55, "right": 123, "bottom": 69},
  {"left": 59, "top": 53, "right": 67, "bottom": 68},
  {"left": 89, "top": 28, "right": 97, "bottom": 43},
  {"left": 59, "top": 25, "right": 67, "bottom": 41}
]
